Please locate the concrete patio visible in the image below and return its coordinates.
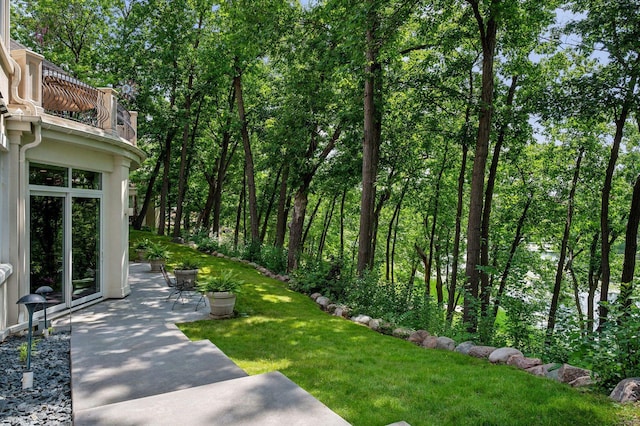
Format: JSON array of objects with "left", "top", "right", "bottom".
[{"left": 62, "top": 262, "right": 350, "bottom": 425}]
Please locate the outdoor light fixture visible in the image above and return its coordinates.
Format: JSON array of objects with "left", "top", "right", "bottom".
[
  {"left": 35, "top": 286, "right": 53, "bottom": 335},
  {"left": 16, "top": 293, "right": 46, "bottom": 389}
]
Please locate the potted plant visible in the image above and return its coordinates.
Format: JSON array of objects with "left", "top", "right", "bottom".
[
  {"left": 197, "top": 271, "right": 242, "bottom": 318},
  {"left": 133, "top": 238, "right": 151, "bottom": 262},
  {"left": 145, "top": 242, "right": 170, "bottom": 272},
  {"left": 173, "top": 260, "right": 200, "bottom": 286}
]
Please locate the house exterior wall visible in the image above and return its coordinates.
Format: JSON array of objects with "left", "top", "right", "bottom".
[{"left": 0, "top": 1, "right": 145, "bottom": 339}]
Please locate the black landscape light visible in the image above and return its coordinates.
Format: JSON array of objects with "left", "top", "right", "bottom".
[
  {"left": 17, "top": 293, "right": 46, "bottom": 388},
  {"left": 35, "top": 286, "right": 53, "bottom": 332}
]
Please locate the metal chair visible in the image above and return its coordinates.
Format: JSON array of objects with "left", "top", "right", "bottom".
[
  {"left": 164, "top": 266, "right": 205, "bottom": 311},
  {"left": 160, "top": 265, "right": 179, "bottom": 301}
]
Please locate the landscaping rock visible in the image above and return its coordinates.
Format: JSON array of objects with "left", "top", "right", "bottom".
[
  {"left": 436, "top": 336, "right": 456, "bottom": 351},
  {"left": 326, "top": 304, "right": 338, "bottom": 314},
  {"left": 408, "top": 330, "right": 430, "bottom": 345},
  {"left": 526, "top": 363, "right": 558, "bottom": 377},
  {"left": 276, "top": 274, "right": 290, "bottom": 282},
  {"left": 546, "top": 366, "right": 561, "bottom": 381},
  {"left": 569, "top": 376, "right": 594, "bottom": 388},
  {"left": 489, "top": 347, "right": 523, "bottom": 364},
  {"left": 610, "top": 378, "right": 640, "bottom": 403},
  {"left": 455, "top": 341, "right": 475, "bottom": 355},
  {"left": 310, "top": 293, "right": 322, "bottom": 301},
  {"left": 506, "top": 355, "right": 542, "bottom": 370},
  {"left": 558, "top": 364, "right": 592, "bottom": 384},
  {"left": 369, "top": 318, "right": 383, "bottom": 331},
  {"left": 421, "top": 336, "right": 439, "bottom": 349},
  {"left": 334, "top": 306, "right": 350, "bottom": 318},
  {"left": 316, "top": 296, "right": 331, "bottom": 310},
  {"left": 468, "top": 346, "right": 497, "bottom": 359},
  {"left": 248, "top": 262, "right": 259, "bottom": 268},
  {"left": 352, "top": 314, "right": 372, "bottom": 326},
  {"left": 392, "top": 328, "right": 413, "bottom": 339}
]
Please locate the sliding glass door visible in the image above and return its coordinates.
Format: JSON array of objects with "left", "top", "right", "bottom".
[{"left": 29, "top": 163, "right": 103, "bottom": 311}]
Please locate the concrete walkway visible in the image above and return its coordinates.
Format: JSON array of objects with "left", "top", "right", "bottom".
[{"left": 66, "top": 262, "right": 350, "bottom": 425}]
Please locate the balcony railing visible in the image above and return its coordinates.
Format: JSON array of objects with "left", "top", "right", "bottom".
[
  {"left": 42, "top": 61, "right": 136, "bottom": 144},
  {"left": 9, "top": 41, "right": 137, "bottom": 145},
  {"left": 42, "top": 61, "right": 107, "bottom": 128}
]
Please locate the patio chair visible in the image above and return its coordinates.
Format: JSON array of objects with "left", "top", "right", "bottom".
[
  {"left": 169, "top": 268, "right": 205, "bottom": 311},
  {"left": 160, "top": 265, "right": 179, "bottom": 301}
]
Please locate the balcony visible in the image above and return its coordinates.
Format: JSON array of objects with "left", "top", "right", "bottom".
[{"left": 10, "top": 41, "right": 137, "bottom": 145}]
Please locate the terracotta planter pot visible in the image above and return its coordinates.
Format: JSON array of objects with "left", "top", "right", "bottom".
[{"left": 207, "top": 292, "right": 236, "bottom": 319}]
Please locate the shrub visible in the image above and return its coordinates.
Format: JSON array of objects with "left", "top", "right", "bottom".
[
  {"left": 289, "top": 258, "right": 346, "bottom": 299},
  {"left": 581, "top": 300, "right": 640, "bottom": 391},
  {"left": 260, "top": 245, "right": 288, "bottom": 274}
]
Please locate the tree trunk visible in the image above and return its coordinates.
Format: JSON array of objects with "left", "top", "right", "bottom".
[
  {"left": 340, "top": 187, "right": 347, "bottom": 259},
  {"left": 209, "top": 84, "right": 237, "bottom": 234},
  {"left": 491, "top": 191, "right": 532, "bottom": 321},
  {"left": 586, "top": 231, "right": 600, "bottom": 333},
  {"left": 132, "top": 145, "right": 166, "bottom": 230},
  {"left": 447, "top": 66, "right": 473, "bottom": 323},
  {"left": 620, "top": 173, "right": 640, "bottom": 314},
  {"left": 260, "top": 165, "right": 282, "bottom": 243},
  {"left": 234, "top": 69, "right": 260, "bottom": 243},
  {"left": 318, "top": 193, "right": 337, "bottom": 260},
  {"left": 287, "top": 185, "right": 310, "bottom": 271},
  {"left": 479, "top": 75, "right": 518, "bottom": 320},
  {"left": 286, "top": 127, "right": 340, "bottom": 270},
  {"left": 158, "top": 127, "right": 173, "bottom": 236},
  {"left": 566, "top": 248, "right": 585, "bottom": 328},
  {"left": 357, "top": 3, "right": 382, "bottom": 274},
  {"left": 599, "top": 73, "right": 636, "bottom": 328},
  {"left": 386, "top": 178, "right": 409, "bottom": 282},
  {"left": 415, "top": 244, "right": 429, "bottom": 297},
  {"left": 426, "top": 142, "right": 449, "bottom": 300},
  {"left": 234, "top": 172, "right": 245, "bottom": 251},
  {"left": 547, "top": 147, "right": 584, "bottom": 341},
  {"left": 174, "top": 91, "right": 204, "bottom": 238},
  {"left": 463, "top": 0, "right": 498, "bottom": 333},
  {"left": 302, "top": 196, "right": 322, "bottom": 252},
  {"left": 435, "top": 241, "right": 444, "bottom": 304},
  {"left": 274, "top": 164, "right": 289, "bottom": 248}
]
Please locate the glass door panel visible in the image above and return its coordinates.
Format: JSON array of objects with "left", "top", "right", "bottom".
[
  {"left": 71, "top": 197, "right": 101, "bottom": 301},
  {"left": 30, "top": 194, "right": 65, "bottom": 307}
]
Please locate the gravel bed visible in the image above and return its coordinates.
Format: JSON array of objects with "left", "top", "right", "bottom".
[{"left": 0, "top": 331, "right": 71, "bottom": 425}]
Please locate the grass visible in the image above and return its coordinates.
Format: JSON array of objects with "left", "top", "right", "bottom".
[{"left": 131, "top": 230, "right": 638, "bottom": 425}]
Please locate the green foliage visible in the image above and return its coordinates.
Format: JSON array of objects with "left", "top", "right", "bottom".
[
  {"left": 144, "top": 242, "right": 170, "bottom": 261},
  {"left": 18, "top": 340, "right": 38, "bottom": 364},
  {"left": 494, "top": 295, "right": 546, "bottom": 355},
  {"left": 258, "top": 245, "right": 288, "bottom": 275},
  {"left": 134, "top": 238, "right": 151, "bottom": 250},
  {"left": 197, "top": 271, "right": 242, "bottom": 294},
  {"left": 241, "top": 240, "right": 262, "bottom": 263},
  {"left": 289, "top": 258, "right": 346, "bottom": 300},
  {"left": 175, "top": 260, "right": 199, "bottom": 270},
  {"left": 580, "top": 301, "right": 640, "bottom": 391}
]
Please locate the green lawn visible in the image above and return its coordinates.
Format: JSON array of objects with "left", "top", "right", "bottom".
[{"left": 131, "top": 231, "right": 635, "bottom": 425}]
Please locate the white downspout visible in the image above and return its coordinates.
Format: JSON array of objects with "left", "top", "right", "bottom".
[{"left": 17, "top": 123, "right": 41, "bottom": 299}]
